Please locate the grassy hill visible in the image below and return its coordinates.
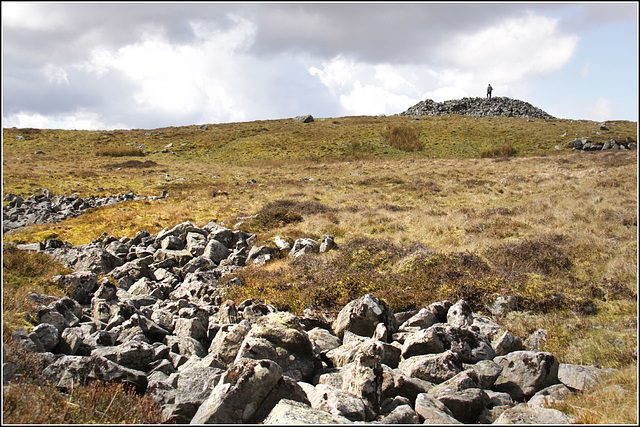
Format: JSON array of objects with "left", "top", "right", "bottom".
[{"left": 2, "top": 113, "right": 638, "bottom": 423}]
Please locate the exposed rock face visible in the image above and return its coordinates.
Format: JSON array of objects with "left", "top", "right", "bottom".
[
  {"left": 4, "top": 217, "right": 603, "bottom": 424},
  {"left": 402, "top": 97, "right": 555, "bottom": 119}
]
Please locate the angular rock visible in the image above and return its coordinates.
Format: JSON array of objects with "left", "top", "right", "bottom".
[
  {"left": 494, "top": 403, "right": 574, "bottom": 424},
  {"left": 263, "top": 399, "right": 352, "bottom": 424},
  {"left": 447, "top": 300, "right": 473, "bottom": 327},
  {"left": 333, "top": 293, "right": 398, "bottom": 340},
  {"left": 398, "top": 350, "right": 463, "bottom": 384},
  {"left": 557, "top": 363, "right": 614, "bottom": 391},
  {"left": 493, "top": 351, "right": 559, "bottom": 401},
  {"left": 528, "top": 383, "right": 572, "bottom": 408},
  {"left": 190, "top": 358, "right": 283, "bottom": 424}
]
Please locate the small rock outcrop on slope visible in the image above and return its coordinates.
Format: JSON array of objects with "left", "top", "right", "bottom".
[
  {"left": 2, "top": 189, "right": 169, "bottom": 234},
  {"left": 401, "top": 97, "right": 555, "bottom": 119}
]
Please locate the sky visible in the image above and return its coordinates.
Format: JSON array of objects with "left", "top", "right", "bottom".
[{"left": 2, "top": 2, "right": 638, "bottom": 130}]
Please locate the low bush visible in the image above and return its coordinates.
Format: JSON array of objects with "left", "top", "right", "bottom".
[
  {"left": 381, "top": 125, "right": 423, "bottom": 152},
  {"left": 480, "top": 142, "right": 517, "bottom": 158},
  {"left": 96, "top": 147, "right": 145, "bottom": 157},
  {"left": 485, "top": 234, "right": 573, "bottom": 278},
  {"left": 2, "top": 380, "right": 163, "bottom": 424}
]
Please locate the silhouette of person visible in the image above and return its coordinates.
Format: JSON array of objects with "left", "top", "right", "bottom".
[{"left": 487, "top": 84, "right": 493, "bottom": 99}]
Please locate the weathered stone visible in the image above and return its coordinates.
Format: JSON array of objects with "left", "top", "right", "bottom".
[
  {"left": 528, "top": 383, "right": 572, "bottom": 408},
  {"left": 263, "top": 399, "right": 352, "bottom": 424},
  {"left": 89, "top": 355, "right": 148, "bottom": 394},
  {"left": 190, "top": 358, "right": 283, "bottom": 424},
  {"left": 379, "top": 404, "right": 420, "bottom": 424},
  {"left": 487, "top": 295, "right": 518, "bottom": 316},
  {"left": 381, "top": 365, "right": 434, "bottom": 404},
  {"left": 32, "top": 323, "right": 59, "bottom": 352},
  {"left": 400, "top": 307, "right": 439, "bottom": 329},
  {"left": 401, "top": 328, "right": 444, "bottom": 359},
  {"left": 557, "top": 363, "right": 614, "bottom": 391},
  {"left": 493, "top": 351, "right": 559, "bottom": 401},
  {"left": 462, "top": 359, "right": 503, "bottom": 389},
  {"left": 203, "top": 239, "right": 230, "bottom": 263},
  {"left": 91, "top": 340, "right": 155, "bottom": 371},
  {"left": 492, "top": 330, "right": 524, "bottom": 356},
  {"left": 494, "top": 403, "right": 574, "bottom": 424},
  {"left": 301, "top": 381, "right": 366, "bottom": 421},
  {"left": 333, "top": 294, "right": 398, "bottom": 340},
  {"left": 524, "top": 328, "right": 548, "bottom": 351},
  {"left": 414, "top": 393, "right": 461, "bottom": 424},
  {"left": 447, "top": 300, "right": 473, "bottom": 327},
  {"left": 205, "top": 321, "right": 251, "bottom": 369},
  {"left": 41, "top": 355, "right": 93, "bottom": 388},
  {"left": 340, "top": 351, "right": 383, "bottom": 420},
  {"left": 398, "top": 350, "right": 463, "bottom": 384}
]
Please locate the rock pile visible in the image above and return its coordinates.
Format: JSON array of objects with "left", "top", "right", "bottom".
[
  {"left": 401, "top": 97, "right": 555, "bottom": 119},
  {"left": 2, "top": 189, "right": 169, "bottom": 234},
  {"left": 568, "top": 136, "right": 636, "bottom": 151},
  {"left": 3, "top": 220, "right": 612, "bottom": 424}
]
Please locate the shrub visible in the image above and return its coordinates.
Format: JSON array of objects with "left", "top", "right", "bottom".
[
  {"left": 2, "top": 246, "right": 71, "bottom": 341},
  {"left": 2, "top": 380, "right": 163, "bottom": 424},
  {"left": 486, "top": 234, "right": 572, "bottom": 278},
  {"left": 96, "top": 147, "right": 145, "bottom": 157},
  {"left": 480, "top": 142, "right": 517, "bottom": 158},
  {"left": 381, "top": 125, "right": 423, "bottom": 152}
]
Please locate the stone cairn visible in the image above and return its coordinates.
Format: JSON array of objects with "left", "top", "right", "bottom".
[
  {"left": 3, "top": 218, "right": 612, "bottom": 424},
  {"left": 2, "top": 189, "right": 169, "bottom": 234},
  {"left": 401, "top": 97, "right": 555, "bottom": 119}
]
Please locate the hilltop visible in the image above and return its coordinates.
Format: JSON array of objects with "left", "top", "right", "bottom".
[{"left": 402, "top": 97, "right": 554, "bottom": 119}]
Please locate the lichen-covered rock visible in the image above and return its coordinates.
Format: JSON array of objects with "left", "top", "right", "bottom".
[
  {"left": 333, "top": 294, "right": 398, "bottom": 340},
  {"left": 190, "top": 358, "right": 283, "bottom": 424},
  {"left": 494, "top": 403, "right": 574, "bottom": 424},
  {"left": 493, "top": 351, "right": 559, "bottom": 401},
  {"left": 263, "top": 399, "right": 352, "bottom": 424},
  {"left": 399, "top": 350, "right": 463, "bottom": 384}
]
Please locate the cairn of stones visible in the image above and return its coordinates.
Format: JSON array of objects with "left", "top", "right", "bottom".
[
  {"left": 401, "top": 97, "right": 555, "bottom": 119},
  {"left": 2, "top": 189, "right": 169, "bottom": 234},
  {"left": 3, "top": 217, "right": 612, "bottom": 424},
  {"left": 568, "top": 136, "right": 636, "bottom": 151}
]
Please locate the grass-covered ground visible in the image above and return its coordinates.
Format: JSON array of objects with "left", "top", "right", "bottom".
[{"left": 2, "top": 113, "right": 637, "bottom": 423}]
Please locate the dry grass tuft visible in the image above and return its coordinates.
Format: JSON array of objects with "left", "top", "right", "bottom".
[
  {"left": 2, "top": 379, "right": 163, "bottom": 424},
  {"left": 480, "top": 142, "right": 517, "bottom": 158},
  {"left": 381, "top": 124, "right": 423, "bottom": 152}
]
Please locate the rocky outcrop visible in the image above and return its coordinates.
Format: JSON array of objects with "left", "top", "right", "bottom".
[
  {"left": 568, "top": 136, "right": 636, "bottom": 151},
  {"left": 401, "top": 97, "right": 554, "bottom": 119},
  {"left": 3, "top": 189, "right": 168, "bottom": 234},
  {"left": 4, "top": 220, "right": 611, "bottom": 424}
]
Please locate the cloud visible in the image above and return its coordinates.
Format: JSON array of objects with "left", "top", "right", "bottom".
[
  {"left": 3, "top": 111, "right": 113, "bottom": 130},
  {"left": 2, "top": 3, "right": 633, "bottom": 128},
  {"left": 439, "top": 13, "right": 578, "bottom": 84},
  {"left": 43, "top": 64, "right": 69, "bottom": 85},
  {"left": 583, "top": 97, "right": 614, "bottom": 121},
  {"left": 580, "top": 62, "right": 590, "bottom": 78}
]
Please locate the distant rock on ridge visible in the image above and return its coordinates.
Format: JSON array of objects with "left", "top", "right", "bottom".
[{"left": 401, "top": 97, "right": 555, "bottom": 119}]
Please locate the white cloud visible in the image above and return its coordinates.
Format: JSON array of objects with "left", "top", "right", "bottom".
[
  {"left": 580, "top": 62, "right": 590, "bottom": 78},
  {"left": 421, "top": 86, "right": 470, "bottom": 102},
  {"left": 583, "top": 97, "right": 614, "bottom": 121},
  {"left": 2, "top": 3, "right": 64, "bottom": 30},
  {"left": 3, "top": 111, "right": 115, "bottom": 130},
  {"left": 43, "top": 64, "right": 69, "bottom": 85},
  {"left": 438, "top": 13, "right": 578, "bottom": 84},
  {"left": 75, "top": 14, "right": 258, "bottom": 124}
]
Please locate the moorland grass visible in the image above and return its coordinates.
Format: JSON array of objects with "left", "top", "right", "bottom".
[{"left": 1, "top": 114, "right": 637, "bottom": 423}]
